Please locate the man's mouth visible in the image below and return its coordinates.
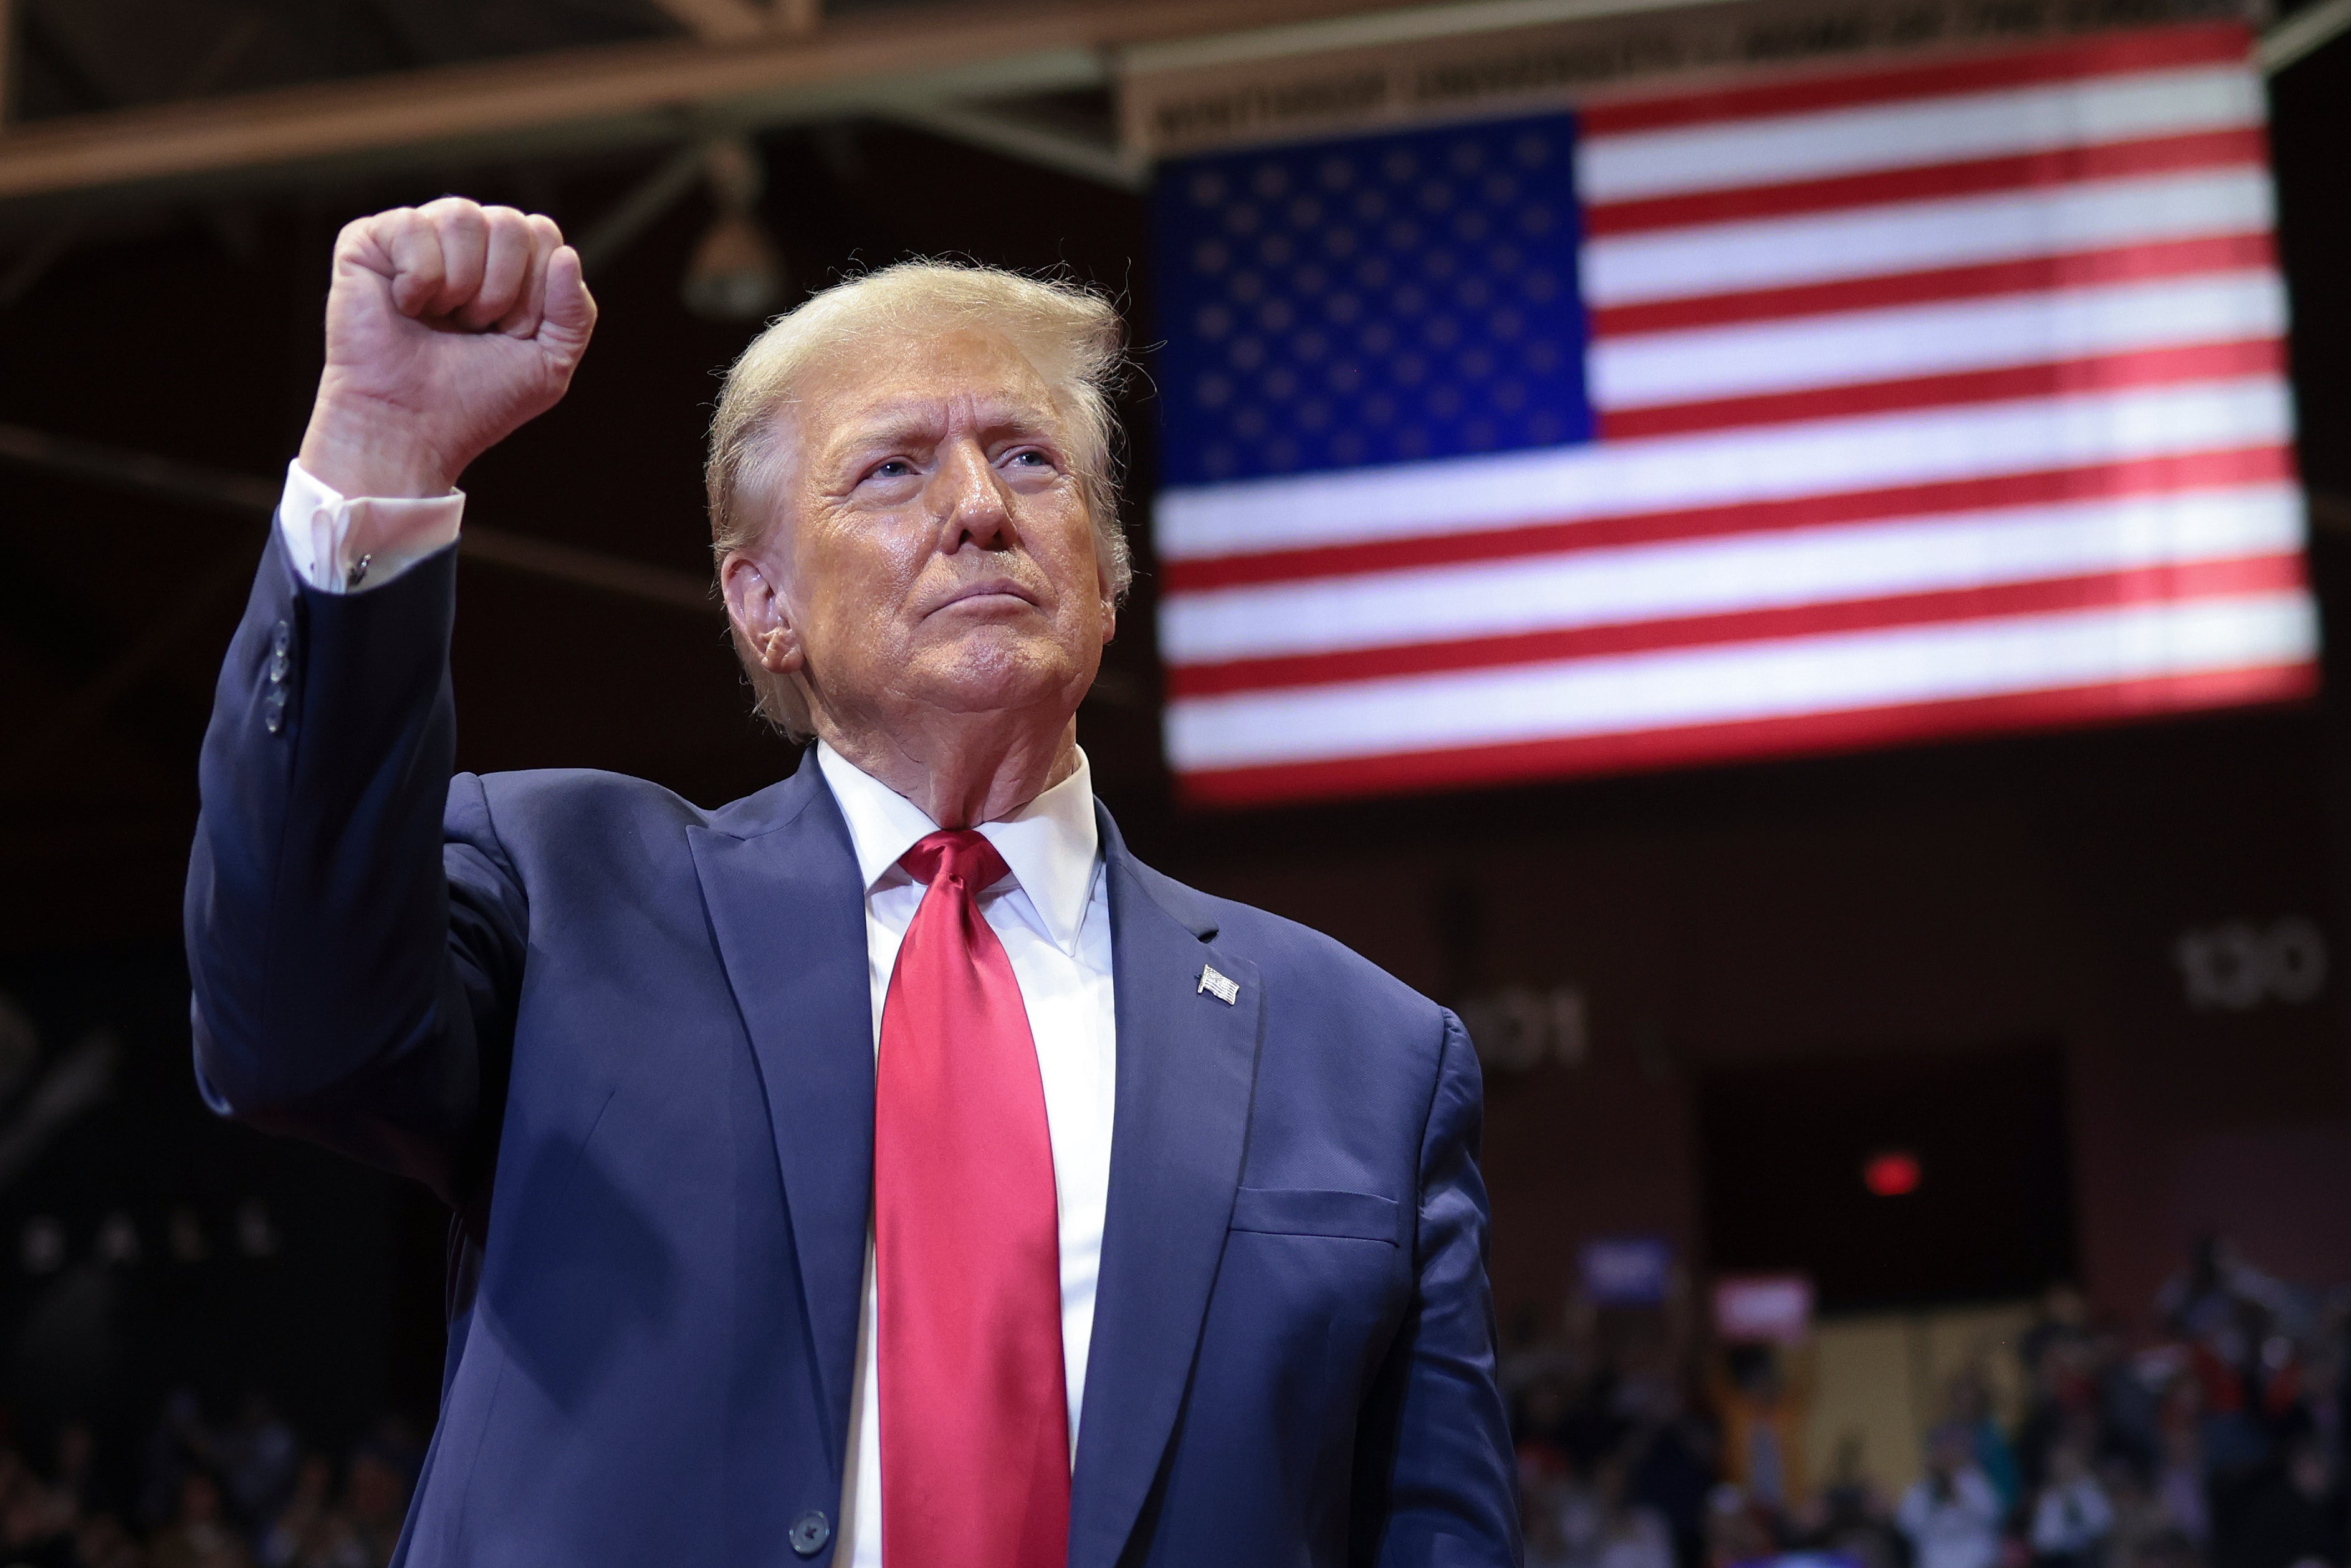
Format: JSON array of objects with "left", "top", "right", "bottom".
[{"left": 932, "top": 577, "right": 1040, "bottom": 613}]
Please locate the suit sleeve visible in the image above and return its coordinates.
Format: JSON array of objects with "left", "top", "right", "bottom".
[
  {"left": 1353, "top": 1010, "right": 1523, "bottom": 1566},
  {"left": 183, "top": 523, "right": 522, "bottom": 1216}
]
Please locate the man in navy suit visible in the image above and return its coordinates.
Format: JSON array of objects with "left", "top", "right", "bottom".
[{"left": 186, "top": 196, "right": 1517, "bottom": 1568}]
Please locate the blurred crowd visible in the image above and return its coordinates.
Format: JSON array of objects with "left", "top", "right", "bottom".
[
  {"left": 0, "top": 1235, "right": 2337, "bottom": 1567},
  {"left": 1510, "top": 1241, "right": 2349, "bottom": 1568},
  {"left": 0, "top": 1393, "right": 416, "bottom": 1568}
]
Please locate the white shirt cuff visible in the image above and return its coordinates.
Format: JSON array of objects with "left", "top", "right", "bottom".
[{"left": 275, "top": 460, "right": 465, "bottom": 594}]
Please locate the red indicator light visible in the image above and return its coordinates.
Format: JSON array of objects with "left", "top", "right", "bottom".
[{"left": 1863, "top": 1151, "right": 1922, "bottom": 1197}]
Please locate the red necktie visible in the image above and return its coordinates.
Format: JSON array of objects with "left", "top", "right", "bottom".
[{"left": 875, "top": 830, "right": 1070, "bottom": 1568}]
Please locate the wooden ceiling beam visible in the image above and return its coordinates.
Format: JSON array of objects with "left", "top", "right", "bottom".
[
  {"left": 2259, "top": 0, "right": 2351, "bottom": 72},
  {"left": 644, "top": 0, "right": 782, "bottom": 45},
  {"left": 0, "top": 0, "right": 1377, "bottom": 205},
  {"left": 0, "top": 0, "right": 17, "bottom": 128}
]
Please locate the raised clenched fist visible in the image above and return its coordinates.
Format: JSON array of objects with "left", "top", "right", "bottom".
[{"left": 297, "top": 197, "right": 597, "bottom": 499}]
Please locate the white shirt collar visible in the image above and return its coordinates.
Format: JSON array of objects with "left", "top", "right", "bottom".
[{"left": 814, "top": 739, "right": 1102, "bottom": 957}]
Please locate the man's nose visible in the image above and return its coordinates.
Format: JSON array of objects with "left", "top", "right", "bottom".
[{"left": 928, "top": 441, "right": 1014, "bottom": 551}]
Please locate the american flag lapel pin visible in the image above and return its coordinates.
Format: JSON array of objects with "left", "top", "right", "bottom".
[{"left": 1198, "top": 965, "right": 1239, "bottom": 1005}]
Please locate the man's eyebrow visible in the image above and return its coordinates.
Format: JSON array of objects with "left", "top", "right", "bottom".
[{"left": 833, "top": 395, "right": 1061, "bottom": 449}]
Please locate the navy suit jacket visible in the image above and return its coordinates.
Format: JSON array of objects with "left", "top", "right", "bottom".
[{"left": 185, "top": 532, "right": 1519, "bottom": 1567}]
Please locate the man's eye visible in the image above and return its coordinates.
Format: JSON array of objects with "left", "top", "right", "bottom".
[
  {"left": 871, "top": 459, "right": 913, "bottom": 479},
  {"left": 1008, "top": 450, "right": 1050, "bottom": 467}
]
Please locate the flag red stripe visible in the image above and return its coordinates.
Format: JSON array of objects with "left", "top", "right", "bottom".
[
  {"left": 1583, "top": 127, "right": 2265, "bottom": 237},
  {"left": 1578, "top": 21, "right": 2252, "bottom": 136},
  {"left": 1589, "top": 232, "right": 2277, "bottom": 337},
  {"left": 1176, "top": 662, "right": 2316, "bottom": 807},
  {"left": 1168, "top": 554, "right": 2308, "bottom": 697},
  {"left": 1597, "top": 338, "right": 2282, "bottom": 439},
  {"left": 1159, "top": 445, "right": 2296, "bottom": 591}
]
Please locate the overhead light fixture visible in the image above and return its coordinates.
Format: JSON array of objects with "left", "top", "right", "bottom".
[{"left": 682, "top": 137, "right": 785, "bottom": 322}]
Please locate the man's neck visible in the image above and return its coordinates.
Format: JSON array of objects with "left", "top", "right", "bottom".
[{"left": 815, "top": 711, "right": 1082, "bottom": 828}]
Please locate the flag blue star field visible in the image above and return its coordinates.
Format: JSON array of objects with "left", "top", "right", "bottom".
[
  {"left": 1147, "top": 23, "right": 2316, "bottom": 807},
  {"left": 1153, "top": 114, "right": 1594, "bottom": 486}
]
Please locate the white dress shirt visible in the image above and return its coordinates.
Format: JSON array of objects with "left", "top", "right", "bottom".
[
  {"left": 815, "top": 742, "right": 1116, "bottom": 1568},
  {"left": 271, "top": 464, "right": 1121, "bottom": 1568},
  {"left": 274, "top": 461, "right": 466, "bottom": 592}
]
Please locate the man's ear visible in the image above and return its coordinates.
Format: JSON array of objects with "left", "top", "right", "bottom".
[{"left": 720, "top": 550, "right": 804, "bottom": 675}]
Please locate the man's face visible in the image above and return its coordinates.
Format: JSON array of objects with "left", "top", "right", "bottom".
[{"left": 755, "top": 326, "right": 1114, "bottom": 737}]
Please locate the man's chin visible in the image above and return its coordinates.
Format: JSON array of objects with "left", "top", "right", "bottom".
[{"left": 901, "top": 644, "right": 1091, "bottom": 719}]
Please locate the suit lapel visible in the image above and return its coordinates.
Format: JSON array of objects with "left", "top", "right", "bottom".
[
  {"left": 687, "top": 757, "right": 874, "bottom": 1466},
  {"left": 1069, "top": 808, "right": 1263, "bottom": 1568}
]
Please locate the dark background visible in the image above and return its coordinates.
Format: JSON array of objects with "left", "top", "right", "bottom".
[{"left": 1698, "top": 1043, "right": 2078, "bottom": 1309}]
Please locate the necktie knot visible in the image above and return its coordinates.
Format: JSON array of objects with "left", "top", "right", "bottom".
[{"left": 900, "top": 828, "right": 1010, "bottom": 895}]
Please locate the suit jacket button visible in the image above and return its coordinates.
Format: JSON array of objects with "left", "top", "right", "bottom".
[
  {"left": 267, "top": 650, "right": 290, "bottom": 684},
  {"left": 788, "top": 1509, "right": 830, "bottom": 1556},
  {"left": 271, "top": 619, "right": 292, "bottom": 656}
]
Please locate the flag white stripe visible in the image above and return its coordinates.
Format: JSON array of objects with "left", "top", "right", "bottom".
[
  {"left": 1160, "top": 484, "right": 2302, "bottom": 664},
  {"left": 1165, "top": 593, "right": 2316, "bottom": 770},
  {"left": 1588, "top": 270, "right": 2285, "bottom": 410},
  {"left": 1581, "top": 168, "right": 2271, "bottom": 307},
  {"left": 1577, "top": 65, "right": 2261, "bottom": 203},
  {"left": 1154, "top": 378, "right": 2293, "bottom": 560}
]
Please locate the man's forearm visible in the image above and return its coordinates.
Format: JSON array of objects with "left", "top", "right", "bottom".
[{"left": 185, "top": 526, "right": 479, "bottom": 1155}]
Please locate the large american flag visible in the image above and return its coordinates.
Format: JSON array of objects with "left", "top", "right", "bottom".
[{"left": 1149, "top": 21, "right": 2314, "bottom": 807}]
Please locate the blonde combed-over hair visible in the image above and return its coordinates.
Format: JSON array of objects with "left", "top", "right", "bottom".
[{"left": 706, "top": 261, "right": 1133, "bottom": 739}]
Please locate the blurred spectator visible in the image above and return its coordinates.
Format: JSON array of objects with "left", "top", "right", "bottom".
[
  {"left": 1899, "top": 1424, "right": 2006, "bottom": 1568},
  {"left": 2029, "top": 1441, "right": 2115, "bottom": 1568},
  {"left": 1595, "top": 1456, "right": 1678, "bottom": 1568},
  {"left": 1950, "top": 1365, "right": 2025, "bottom": 1513},
  {"left": 2153, "top": 1422, "right": 2213, "bottom": 1549},
  {"left": 2100, "top": 1454, "right": 2176, "bottom": 1568},
  {"left": 1, "top": 1445, "right": 81, "bottom": 1568},
  {"left": 1626, "top": 1378, "right": 1721, "bottom": 1568},
  {"left": 2300, "top": 1318, "right": 2345, "bottom": 1457},
  {"left": 2226, "top": 1442, "right": 2344, "bottom": 1568},
  {"left": 1522, "top": 1449, "right": 1594, "bottom": 1568},
  {"left": 213, "top": 1397, "right": 300, "bottom": 1531},
  {"left": 1717, "top": 1345, "right": 1808, "bottom": 1514},
  {"left": 1707, "top": 1484, "right": 1778, "bottom": 1568},
  {"left": 76, "top": 1511, "right": 148, "bottom": 1568},
  {"left": 2023, "top": 1288, "right": 2095, "bottom": 1381},
  {"left": 342, "top": 1443, "right": 410, "bottom": 1568},
  {"left": 1526, "top": 1478, "right": 1581, "bottom": 1568},
  {"left": 2019, "top": 1329, "right": 2102, "bottom": 1498},
  {"left": 260, "top": 1455, "right": 362, "bottom": 1568},
  {"left": 1520, "top": 1373, "right": 1581, "bottom": 1476},
  {"left": 138, "top": 1391, "right": 207, "bottom": 1532},
  {"left": 51, "top": 1422, "right": 102, "bottom": 1519},
  {"left": 2100, "top": 1334, "right": 2165, "bottom": 1480},
  {"left": 2161, "top": 1243, "right": 2300, "bottom": 1346},
  {"left": 149, "top": 1473, "right": 256, "bottom": 1568},
  {"left": 1790, "top": 1435, "right": 1905, "bottom": 1568}
]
